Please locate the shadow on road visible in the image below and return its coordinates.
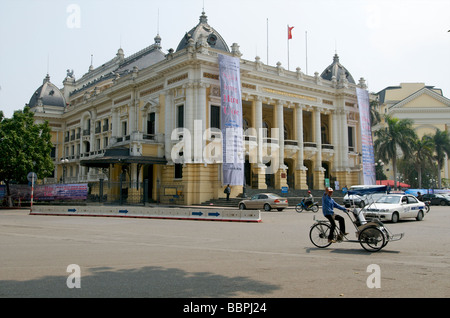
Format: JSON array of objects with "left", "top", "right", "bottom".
[{"left": 0, "top": 265, "right": 280, "bottom": 297}]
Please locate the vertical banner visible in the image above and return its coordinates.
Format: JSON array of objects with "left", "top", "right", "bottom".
[
  {"left": 356, "top": 87, "right": 376, "bottom": 185},
  {"left": 218, "top": 54, "right": 244, "bottom": 186}
]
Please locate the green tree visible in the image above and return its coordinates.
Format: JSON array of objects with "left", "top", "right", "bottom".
[
  {"left": 0, "top": 107, "right": 54, "bottom": 206},
  {"left": 432, "top": 129, "right": 450, "bottom": 188},
  {"left": 374, "top": 115, "right": 417, "bottom": 190},
  {"left": 411, "top": 135, "right": 435, "bottom": 188},
  {"left": 369, "top": 98, "right": 381, "bottom": 127}
]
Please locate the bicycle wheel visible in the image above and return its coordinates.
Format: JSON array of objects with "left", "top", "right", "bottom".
[
  {"left": 295, "top": 204, "right": 303, "bottom": 213},
  {"left": 309, "top": 222, "right": 332, "bottom": 248},
  {"left": 359, "top": 226, "right": 385, "bottom": 252}
]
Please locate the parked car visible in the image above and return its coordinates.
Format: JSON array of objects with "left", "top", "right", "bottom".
[
  {"left": 363, "top": 194, "right": 426, "bottom": 223},
  {"left": 422, "top": 193, "right": 450, "bottom": 206},
  {"left": 238, "top": 193, "right": 288, "bottom": 211},
  {"left": 343, "top": 185, "right": 385, "bottom": 208}
]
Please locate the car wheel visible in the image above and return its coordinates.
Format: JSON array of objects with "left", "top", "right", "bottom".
[
  {"left": 440, "top": 200, "right": 446, "bottom": 206},
  {"left": 264, "top": 203, "right": 271, "bottom": 211},
  {"left": 239, "top": 203, "right": 246, "bottom": 210},
  {"left": 416, "top": 210, "right": 424, "bottom": 221},
  {"left": 391, "top": 212, "right": 399, "bottom": 223}
]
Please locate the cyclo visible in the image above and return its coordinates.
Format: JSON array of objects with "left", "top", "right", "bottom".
[{"left": 309, "top": 186, "right": 404, "bottom": 252}]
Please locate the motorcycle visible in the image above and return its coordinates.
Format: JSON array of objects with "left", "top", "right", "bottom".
[
  {"left": 424, "top": 200, "right": 431, "bottom": 213},
  {"left": 295, "top": 199, "right": 319, "bottom": 213}
]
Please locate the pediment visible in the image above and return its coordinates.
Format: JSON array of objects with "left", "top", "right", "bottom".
[{"left": 390, "top": 88, "right": 450, "bottom": 110}]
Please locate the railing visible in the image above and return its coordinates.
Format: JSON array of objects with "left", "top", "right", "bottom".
[{"left": 304, "top": 142, "right": 317, "bottom": 148}]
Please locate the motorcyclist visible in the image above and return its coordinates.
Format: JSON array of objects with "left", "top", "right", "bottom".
[{"left": 304, "top": 190, "right": 314, "bottom": 208}]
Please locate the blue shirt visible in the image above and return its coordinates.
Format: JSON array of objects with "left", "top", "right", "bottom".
[{"left": 322, "top": 193, "right": 347, "bottom": 216}]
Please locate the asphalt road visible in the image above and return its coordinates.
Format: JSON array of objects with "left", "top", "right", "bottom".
[{"left": 1, "top": 206, "right": 449, "bottom": 298}]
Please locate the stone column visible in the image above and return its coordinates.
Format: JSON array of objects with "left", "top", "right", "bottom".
[
  {"left": 275, "top": 100, "right": 288, "bottom": 189},
  {"left": 313, "top": 106, "right": 324, "bottom": 189},
  {"left": 252, "top": 96, "right": 267, "bottom": 189},
  {"left": 295, "top": 103, "right": 308, "bottom": 189},
  {"left": 164, "top": 89, "right": 174, "bottom": 164},
  {"left": 184, "top": 82, "right": 195, "bottom": 163}
]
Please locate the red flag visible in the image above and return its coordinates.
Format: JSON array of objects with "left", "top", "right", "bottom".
[{"left": 288, "top": 25, "right": 294, "bottom": 39}]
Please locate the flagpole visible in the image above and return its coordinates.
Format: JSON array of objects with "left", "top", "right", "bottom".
[
  {"left": 287, "top": 25, "right": 290, "bottom": 71},
  {"left": 305, "top": 31, "right": 308, "bottom": 75},
  {"left": 266, "top": 18, "right": 269, "bottom": 65}
]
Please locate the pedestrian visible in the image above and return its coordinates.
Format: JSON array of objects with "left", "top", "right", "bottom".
[
  {"left": 224, "top": 184, "right": 231, "bottom": 201},
  {"left": 417, "top": 192, "right": 423, "bottom": 201},
  {"left": 322, "top": 187, "right": 349, "bottom": 243}
]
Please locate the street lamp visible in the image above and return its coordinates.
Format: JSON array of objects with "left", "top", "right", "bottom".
[
  {"left": 61, "top": 158, "right": 69, "bottom": 183},
  {"left": 374, "top": 159, "right": 384, "bottom": 183}
]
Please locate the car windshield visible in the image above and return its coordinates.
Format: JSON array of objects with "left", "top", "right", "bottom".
[{"left": 376, "top": 195, "right": 401, "bottom": 204}]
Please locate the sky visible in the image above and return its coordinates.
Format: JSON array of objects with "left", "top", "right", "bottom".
[{"left": 0, "top": 0, "right": 449, "bottom": 119}]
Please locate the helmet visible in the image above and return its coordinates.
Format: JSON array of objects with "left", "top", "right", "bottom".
[{"left": 307, "top": 190, "right": 311, "bottom": 194}]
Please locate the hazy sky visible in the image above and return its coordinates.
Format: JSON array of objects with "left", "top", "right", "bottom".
[{"left": 1, "top": 0, "right": 449, "bottom": 118}]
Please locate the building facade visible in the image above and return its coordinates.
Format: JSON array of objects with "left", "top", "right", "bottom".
[
  {"left": 376, "top": 83, "right": 450, "bottom": 185},
  {"left": 28, "top": 12, "right": 370, "bottom": 205}
]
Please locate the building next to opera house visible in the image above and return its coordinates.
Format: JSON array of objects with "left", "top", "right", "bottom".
[{"left": 27, "top": 11, "right": 372, "bottom": 205}]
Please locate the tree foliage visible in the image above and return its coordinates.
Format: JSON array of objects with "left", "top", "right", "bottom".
[
  {"left": 374, "top": 115, "right": 417, "bottom": 189},
  {"left": 0, "top": 107, "right": 54, "bottom": 205},
  {"left": 432, "top": 129, "right": 450, "bottom": 188}
]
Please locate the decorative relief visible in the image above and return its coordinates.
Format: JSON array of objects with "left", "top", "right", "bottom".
[
  {"left": 203, "top": 72, "right": 219, "bottom": 80},
  {"left": 114, "top": 95, "right": 131, "bottom": 105},
  {"left": 168, "top": 73, "right": 188, "bottom": 85},
  {"left": 140, "top": 85, "right": 164, "bottom": 97},
  {"left": 262, "top": 87, "right": 317, "bottom": 102}
]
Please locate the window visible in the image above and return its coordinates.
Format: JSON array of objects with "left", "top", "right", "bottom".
[
  {"left": 348, "top": 126, "right": 355, "bottom": 151},
  {"left": 147, "top": 112, "right": 156, "bottom": 135},
  {"left": 122, "top": 121, "right": 127, "bottom": 136},
  {"left": 177, "top": 105, "right": 184, "bottom": 128},
  {"left": 103, "top": 118, "right": 109, "bottom": 132},
  {"left": 210, "top": 105, "right": 220, "bottom": 129},
  {"left": 103, "top": 137, "right": 108, "bottom": 148},
  {"left": 174, "top": 163, "right": 183, "bottom": 179}
]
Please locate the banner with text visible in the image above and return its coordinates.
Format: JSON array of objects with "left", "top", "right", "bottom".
[
  {"left": 219, "top": 54, "right": 244, "bottom": 186},
  {"left": 356, "top": 87, "right": 376, "bottom": 185}
]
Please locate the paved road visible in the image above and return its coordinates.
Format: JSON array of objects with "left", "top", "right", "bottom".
[{"left": 1, "top": 206, "right": 449, "bottom": 298}]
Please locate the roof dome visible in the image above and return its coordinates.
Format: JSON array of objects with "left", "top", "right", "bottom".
[
  {"left": 28, "top": 74, "right": 66, "bottom": 108},
  {"left": 320, "top": 54, "right": 355, "bottom": 84},
  {"left": 176, "top": 11, "right": 230, "bottom": 52}
]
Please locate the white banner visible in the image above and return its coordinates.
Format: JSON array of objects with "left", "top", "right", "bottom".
[
  {"left": 356, "top": 87, "right": 376, "bottom": 185},
  {"left": 218, "top": 54, "right": 244, "bottom": 186}
]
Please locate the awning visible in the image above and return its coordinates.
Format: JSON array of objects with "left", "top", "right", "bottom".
[
  {"left": 376, "top": 180, "right": 411, "bottom": 188},
  {"left": 80, "top": 148, "right": 167, "bottom": 168}
]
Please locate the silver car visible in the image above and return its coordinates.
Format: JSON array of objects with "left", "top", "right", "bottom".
[{"left": 238, "top": 193, "right": 288, "bottom": 211}]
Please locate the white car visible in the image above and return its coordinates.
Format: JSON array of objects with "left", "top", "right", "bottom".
[
  {"left": 343, "top": 185, "right": 386, "bottom": 208},
  {"left": 363, "top": 194, "right": 426, "bottom": 223}
]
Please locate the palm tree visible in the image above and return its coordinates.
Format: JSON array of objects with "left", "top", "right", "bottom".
[
  {"left": 411, "top": 135, "right": 434, "bottom": 188},
  {"left": 432, "top": 129, "right": 450, "bottom": 188},
  {"left": 374, "top": 115, "right": 417, "bottom": 190},
  {"left": 369, "top": 98, "right": 381, "bottom": 127}
]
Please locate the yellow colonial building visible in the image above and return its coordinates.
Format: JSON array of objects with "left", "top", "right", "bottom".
[
  {"left": 375, "top": 83, "right": 450, "bottom": 185},
  {"left": 29, "top": 12, "right": 370, "bottom": 205}
]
